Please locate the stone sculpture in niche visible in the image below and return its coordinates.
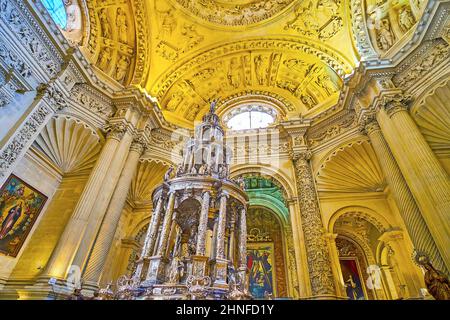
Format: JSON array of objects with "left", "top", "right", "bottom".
[{"left": 116, "top": 7, "right": 128, "bottom": 43}]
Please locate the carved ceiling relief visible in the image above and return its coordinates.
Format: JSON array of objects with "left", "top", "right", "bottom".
[
  {"left": 365, "top": 0, "right": 423, "bottom": 54},
  {"left": 284, "top": 0, "right": 344, "bottom": 40},
  {"left": 84, "top": 0, "right": 136, "bottom": 85},
  {"left": 160, "top": 51, "right": 342, "bottom": 126},
  {"left": 173, "top": 0, "right": 295, "bottom": 26},
  {"left": 154, "top": 5, "right": 205, "bottom": 63}
]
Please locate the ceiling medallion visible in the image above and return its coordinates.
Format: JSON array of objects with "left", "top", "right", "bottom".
[{"left": 174, "top": 0, "right": 295, "bottom": 26}]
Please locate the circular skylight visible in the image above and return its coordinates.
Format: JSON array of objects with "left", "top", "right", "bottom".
[
  {"left": 41, "top": 0, "right": 67, "bottom": 29},
  {"left": 225, "top": 105, "right": 276, "bottom": 130}
]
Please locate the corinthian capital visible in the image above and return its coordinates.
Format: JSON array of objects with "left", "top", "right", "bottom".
[
  {"left": 106, "top": 122, "right": 128, "bottom": 141},
  {"left": 379, "top": 93, "right": 412, "bottom": 118},
  {"left": 358, "top": 112, "right": 380, "bottom": 136},
  {"left": 290, "top": 150, "right": 312, "bottom": 163}
]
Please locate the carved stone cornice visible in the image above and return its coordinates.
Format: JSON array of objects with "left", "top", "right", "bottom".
[{"left": 35, "top": 82, "right": 68, "bottom": 111}]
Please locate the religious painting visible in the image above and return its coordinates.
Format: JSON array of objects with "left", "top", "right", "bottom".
[
  {"left": 0, "top": 174, "right": 47, "bottom": 257},
  {"left": 246, "top": 242, "right": 276, "bottom": 299},
  {"left": 339, "top": 258, "right": 367, "bottom": 300}
]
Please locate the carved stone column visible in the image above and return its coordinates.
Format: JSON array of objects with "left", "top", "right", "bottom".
[
  {"left": 132, "top": 192, "right": 166, "bottom": 282},
  {"left": 324, "top": 233, "right": 346, "bottom": 298},
  {"left": 82, "top": 138, "right": 146, "bottom": 292},
  {"left": 377, "top": 94, "right": 450, "bottom": 272},
  {"left": 292, "top": 151, "right": 336, "bottom": 297},
  {"left": 145, "top": 191, "right": 175, "bottom": 284},
  {"left": 71, "top": 125, "right": 134, "bottom": 270},
  {"left": 237, "top": 207, "right": 247, "bottom": 271},
  {"left": 41, "top": 123, "right": 126, "bottom": 281},
  {"left": 364, "top": 119, "right": 448, "bottom": 274},
  {"left": 196, "top": 191, "right": 211, "bottom": 255},
  {"left": 213, "top": 192, "right": 228, "bottom": 287}
]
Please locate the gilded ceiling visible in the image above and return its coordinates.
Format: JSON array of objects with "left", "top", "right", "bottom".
[{"left": 80, "top": 0, "right": 424, "bottom": 128}]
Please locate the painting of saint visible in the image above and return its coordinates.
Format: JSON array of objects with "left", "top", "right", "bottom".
[
  {"left": 246, "top": 243, "right": 276, "bottom": 299},
  {"left": 339, "top": 258, "right": 366, "bottom": 300},
  {"left": 0, "top": 174, "right": 47, "bottom": 257}
]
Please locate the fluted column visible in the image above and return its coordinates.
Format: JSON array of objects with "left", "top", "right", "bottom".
[
  {"left": 215, "top": 192, "right": 228, "bottom": 260},
  {"left": 156, "top": 192, "right": 176, "bottom": 257},
  {"left": 132, "top": 193, "right": 165, "bottom": 283},
  {"left": 377, "top": 94, "right": 450, "bottom": 272},
  {"left": 196, "top": 191, "right": 211, "bottom": 255},
  {"left": 82, "top": 139, "right": 145, "bottom": 289},
  {"left": 143, "top": 194, "right": 166, "bottom": 258},
  {"left": 364, "top": 119, "right": 448, "bottom": 274},
  {"left": 71, "top": 127, "right": 134, "bottom": 270},
  {"left": 41, "top": 125, "right": 125, "bottom": 280},
  {"left": 292, "top": 151, "right": 336, "bottom": 297}
]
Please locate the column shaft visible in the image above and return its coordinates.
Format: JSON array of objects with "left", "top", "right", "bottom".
[
  {"left": 215, "top": 194, "right": 228, "bottom": 259},
  {"left": 156, "top": 192, "right": 176, "bottom": 257},
  {"left": 71, "top": 130, "right": 133, "bottom": 269},
  {"left": 82, "top": 141, "right": 144, "bottom": 286},
  {"left": 293, "top": 152, "right": 336, "bottom": 296},
  {"left": 42, "top": 131, "right": 122, "bottom": 279},
  {"left": 366, "top": 121, "right": 448, "bottom": 274},
  {"left": 377, "top": 101, "right": 450, "bottom": 271},
  {"left": 196, "top": 192, "right": 210, "bottom": 255}
]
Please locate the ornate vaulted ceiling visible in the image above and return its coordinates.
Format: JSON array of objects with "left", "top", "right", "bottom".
[{"left": 80, "top": 0, "right": 422, "bottom": 128}]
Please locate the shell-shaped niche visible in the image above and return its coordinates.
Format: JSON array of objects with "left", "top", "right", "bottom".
[
  {"left": 316, "top": 140, "right": 385, "bottom": 193},
  {"left": 34, "top": 116, "right": 102, "bottom": 174},
  {"left": 128, "top": 160, "right": 169, "bottom": 205},
  {"left": 413, "top": 81, "right": 450, "bottom": 157}
]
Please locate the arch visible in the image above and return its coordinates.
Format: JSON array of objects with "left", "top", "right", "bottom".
[
  {"left": 230, "top": 164, "right": 296, "bottom": 201},
  {"left": 327, "top": 205, "right": 391, "bottom": 233}
]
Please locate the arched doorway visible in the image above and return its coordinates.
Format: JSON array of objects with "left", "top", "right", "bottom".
[{"left": 246, "top": 206, "right": 287, "bottom": 298}]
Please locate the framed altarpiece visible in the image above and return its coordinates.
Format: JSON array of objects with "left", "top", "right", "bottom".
[
  {"left": 339, "top": 257, "right": 368, "bottom": 300},
  {"left": 246, "top": 242, "right": 277, "bottom": 299},
  {"left": 0, "top": 174, "right": 48, "bottom": 257}
]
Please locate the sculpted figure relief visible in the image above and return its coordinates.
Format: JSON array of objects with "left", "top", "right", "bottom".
[
  {"left": 99, "top": 8, "right": 111, "bottom": 38},
  {"left": 97, "top": 47, "right": 112, "bottom": 70},
  {"left": 227, "top": 57, "right": 242, "bottom": 89},
  {"left": 116, "top": 7, "right": 128, "bottom": 43},
  {"left": 377, "top": 19, "right": 394, "bottom": 51},
  {"left": 398, "top": 7, "right": 415, "bottom": 32},
  {"left": 115, "top": 55, "right": 129, "bottom": 83}
]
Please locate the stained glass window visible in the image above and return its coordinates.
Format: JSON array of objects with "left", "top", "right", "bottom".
[{"left": 41, "top": 0, "right": 67, "bottom": 28}]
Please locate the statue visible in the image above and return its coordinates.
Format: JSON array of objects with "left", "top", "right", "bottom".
[
  {"left": 176, "top": 164, "right": 184, "bottom": 176},
  {"left": 198, "top": 163, "right": 207, "bottom": 175},
  {"left": 67, "top": 288, "right": 84, "bottom": 300},
  {"left": 254, "top": 55, "right": 267, "bottom": 85},
  {"left": 398, "top": 7, "right": 415, "bottom": 32},
  {"left": 116, "top": 8, "right": 128, "bottom": 43},
  {"left": 99, "top": 9, "right": 111, "bottom": 38},
  {"left": 227, "top": 57, "right": 241, "bottom": 88},
  {"left": 188, "top": 225, "right": 198, "bottom": 255},
  {"left": 115, "top": 55, "right": 129, "bottom": 83},
  {"left": 416, "top": 255, "right": 450, "bottom": 300},
  {"left": 168, "top": 256, "right": 184, "bottom": 284},
  {"left": 164, "top": 166, "right": 174, "bottom": 181},
  {"left": 97, "top": 47, "right": 112, "bottom": 70},
  {"left": 377, "top": 19, "right": 394, "bottom": 51}
]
